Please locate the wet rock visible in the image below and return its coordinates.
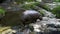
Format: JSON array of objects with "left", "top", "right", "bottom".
[
  {"left": 57, "top": 19, "right": 60, "bottom": 22},
  {"left": 40, "top": 9, "right": 56, "bottom": 18},
  {"left": 42, "top": 0, "right": 54, "bottom": 3},
  {"left": 46, "top": 24, "right": 56, "bottom": 28},
  {"left": 42, "top": 17, "right": 49, "bottom": 21}
]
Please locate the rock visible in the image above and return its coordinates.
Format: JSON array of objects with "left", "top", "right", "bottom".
[
  {"left": 57, "top": 19, "right": 60, "bottom": 22},
  {"left": 42, "top": 17, "right": 49, "bottom": 21}
]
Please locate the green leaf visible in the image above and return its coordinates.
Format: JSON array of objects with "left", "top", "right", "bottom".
[{"left": 0, "top": 8, "right": 5, "bottom": 14}]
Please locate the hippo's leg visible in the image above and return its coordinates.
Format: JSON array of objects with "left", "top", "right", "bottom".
[
  {"left": 30, "top": 18, "right": 37, "bottom": 23},
  {"left": 33, "top": 19, "right": 37, "bottom": 22},
  {"left": 39, "top": 16, "right": 42, "bottom": 20}
]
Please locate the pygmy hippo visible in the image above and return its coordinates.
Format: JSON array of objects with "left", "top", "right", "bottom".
[{"left": 20, "top": 10, "right": 42, "bottom": 26}]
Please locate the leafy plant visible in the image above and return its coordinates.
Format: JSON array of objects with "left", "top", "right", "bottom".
[
  {"left": 21, "top": 2, "right": 40, "bottom": 10},
  {"left": 15, "top": 0, "right": 36, "bottom": 4},
  {"left": 0, "top": 7, "right": 5, "bottom": 17},
  {"left": 52, "top": 5, "right": 60, "bottom": 18}
]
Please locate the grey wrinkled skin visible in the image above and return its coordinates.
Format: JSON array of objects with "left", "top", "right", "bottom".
[{"left": 20, "top": 10, "right": 42, "bottom": 26}]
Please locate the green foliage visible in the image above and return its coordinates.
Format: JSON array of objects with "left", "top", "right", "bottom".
[
  {"left": 0, "top": 9, "right": 4, "bottom": 14},
  {"left": 52, "top": 5, "right": 60, "bottom": 18},
  {"left": 21, "top": 2, "right": 40, "bottom": 10},
  {"left": 24, "top": 0, "right": 35, "bottom": 2},
  {"left": 38, "top": 10, "right": 45, "bottom": 17},
  {"left": 0, "top": 8, "right": 5, "bottom": 14},
  {"left": 15, "top": 0, "right": 36, "bottom": 4},
  {"left": 42, "top": 5, "right": 51, "bottom": 11},
  {"left": 54, "top": 0, "right": 60, "bottom": 2}
]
